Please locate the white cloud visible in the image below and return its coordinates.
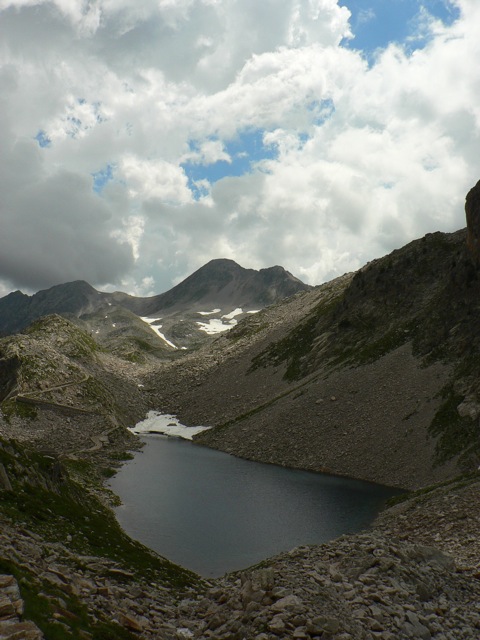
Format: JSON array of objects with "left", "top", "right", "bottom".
[
  {"left": 111, "top": 215, "right": 145, "bottom": 261},
  {"left": 180, "top": 138, "right": 231, "bottom": 165},
  {"left": 119, "top": 156, "right": 192, "bottom": 204},
  {"left": 357, "top": 8, "right": 375, "bottom": 25}
]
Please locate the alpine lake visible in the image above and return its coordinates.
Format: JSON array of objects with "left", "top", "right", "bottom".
[{"left": 109, "top": 416, "right": 402, "bottom": 578}]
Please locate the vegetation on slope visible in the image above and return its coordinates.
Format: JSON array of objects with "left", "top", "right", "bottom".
[
  {"left": 250, "top": 229, "right": 480, "bottom": 468},
  {"left": 0, "top": 437, "right": 198, "bottom": 638},
  {"left": 0, "top": 315, "right": 145, "bottom": 430}
]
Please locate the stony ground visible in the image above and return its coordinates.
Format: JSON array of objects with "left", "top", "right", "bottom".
[
  {"left": 2, "top": 475, "right": 480, "bottom": 639},
  {"left": 0, "top": 574, "right": 43, "bottom": 639},
  {"left": 0, "top": 513, "right": 201, "bottom": 639},
  {"left": 181, "top": 530, "right": 480, "bottom": 640},
  {"left": 149, "top": 333, "right": 457, "bottom": 490}
]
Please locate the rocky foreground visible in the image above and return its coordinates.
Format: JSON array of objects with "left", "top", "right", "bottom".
[{"left": 0, "top": 443, "right": 479, "bottom": 639}]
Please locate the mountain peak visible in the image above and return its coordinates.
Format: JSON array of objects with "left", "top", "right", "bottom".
[
  {"left": 0, "top": 280, "right": 105, "bottom": 335},
  {"left": 196, "top": 258, "right": 249, "bottom": 276},
  {"left": 203, "top": 258, "right": 242, "bottom": 267},
  {"left": 140, "top": 259, "right": 309, "bottom": 314}
]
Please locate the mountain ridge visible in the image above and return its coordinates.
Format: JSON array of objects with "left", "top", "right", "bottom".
[
  {"left": 98, "top": 258, "right": 310, "bottom": 316},
  {"left": 0, "top": 258, "right": 311, "bottom": 338}
]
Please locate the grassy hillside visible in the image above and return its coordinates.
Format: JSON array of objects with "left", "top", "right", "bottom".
[{"left": 0, "top": 437, "right": 197, "bottom": 638}]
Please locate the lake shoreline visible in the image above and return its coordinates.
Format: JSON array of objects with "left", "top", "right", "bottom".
[{"left": 109, "top": 432, "right": 402, "bottom": 577}]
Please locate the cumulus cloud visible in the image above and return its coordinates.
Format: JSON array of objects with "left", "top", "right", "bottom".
[
  {"left": 0, "top": 156, "right": 134, "bottom": 290},
  {"left": 0, "top": 0, "right": 478, "bottom": 296}
]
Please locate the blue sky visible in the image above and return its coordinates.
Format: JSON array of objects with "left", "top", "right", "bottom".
[
  {"left": 177, "top": 0, "right": 461, "bottom": 201},
  {"left": 181, "top": 130, "right": 279, "bottom": 199},
  {"left": 340, "top": 0, "right": 459, "bottom": 53}
]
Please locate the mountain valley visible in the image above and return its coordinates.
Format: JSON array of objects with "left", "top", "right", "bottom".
[{"left": 1, "top": 185, "right": 480, "bottom": 638}]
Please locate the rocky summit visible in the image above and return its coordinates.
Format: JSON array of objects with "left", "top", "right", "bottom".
[{"left": 1, "top": 185, "right": 480, "bottom": 638}]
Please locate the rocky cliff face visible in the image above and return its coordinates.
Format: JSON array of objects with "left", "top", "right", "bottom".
[{"left": 465, "top": 179, "right": 480, "bottom": 264}]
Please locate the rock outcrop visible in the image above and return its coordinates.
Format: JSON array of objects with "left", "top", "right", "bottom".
[
  {"left": 466, "top": 179, "right": 480, "bottom": 263},
  {"left": 0, "top": 575, "right": 43, "bottom": 639}
]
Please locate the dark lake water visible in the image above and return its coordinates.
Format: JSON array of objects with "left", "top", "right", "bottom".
[{"left": 109, "top": 436, "right": 401, "bottom": 577}]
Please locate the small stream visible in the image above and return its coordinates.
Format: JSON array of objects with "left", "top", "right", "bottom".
[{"left": 109, "top": 431, "right": 401, "bottom": 577}]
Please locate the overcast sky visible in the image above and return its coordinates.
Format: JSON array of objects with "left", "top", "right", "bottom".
[{"left": 1, "top": 0, "right": 477, "bottom": 297}]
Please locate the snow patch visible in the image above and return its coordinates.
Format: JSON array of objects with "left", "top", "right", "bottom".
[
  {"left": 196, "top": 318, "right": 234, "bottom": 334},
  {"left": 130, "top": 411, "right": 211, "bottom": 440},
  {"left": 156, "top": 328, "right": 178, "bottom": 349},
  {"left": 141, "top": 316, "right": 162, "bottom": 324},
  {"left": 222, "top": 308, "right": 243, "bottom": 320},
  {"left": 196, "top": 307, "right": 250, "bottom": 334},
  {"left": 140, "top": 317, "right": 178, "bottom": 349},
  {"left": 197, "top": 309, "right": 221, "bottom": 316}
]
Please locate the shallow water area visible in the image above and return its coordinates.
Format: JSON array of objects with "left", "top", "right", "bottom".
[{"left": 110, "top": 424, "right": 402, "bottom": 577}]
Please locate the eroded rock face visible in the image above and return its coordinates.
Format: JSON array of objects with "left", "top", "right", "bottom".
[{"left": 465, "top": 179, "right": 480, "bottom": 263}]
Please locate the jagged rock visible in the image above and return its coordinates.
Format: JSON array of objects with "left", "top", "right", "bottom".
[
  {"left": 466, "top": 179, "right": 480, "bottom": 263},
  {"left": 271, "top": 594, "right": 303, "bottom": 611},
  {"left": 268, "top": 615, "right": 286, "bottom": 634},
  {"left": 0, "top": 595, "right": 16, "bottom": 620},
  {"left": 457, "top": 398, "right": 480, "bottom": 420},
  {"left": 0, "top": 621, "right": 44, "bottom": 639},
  {"left": 0, "top": 464, "right": 12, "bottom": 492},
  {"left": 251, "top": 567, "right": 275, "bottom": 592},
  {"left": 307, "top": 616, "right": 341, "bottom": 635},
  {"left": 0, "top": 575, "right": 43, "bottom": 639},
  {"left": 117, "top": 612, "right": 147, "bottom": 632}
]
